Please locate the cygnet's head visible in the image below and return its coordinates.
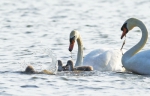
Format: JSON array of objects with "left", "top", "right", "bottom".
[
  {"left": 58, "top": 60, "right": 63, "bottom": 71},
  {"left": 25, "top": 65, "right": 35, "bottom": 73},
  {"left": 58, "top": 60, "right": 63, "bottom": 66},
  {"left": 66, "top": 60, "right": 74, "bottom": 71}
]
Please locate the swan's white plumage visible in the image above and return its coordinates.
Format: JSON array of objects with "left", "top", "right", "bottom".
[
  {"left": 124, "top": 50, "right": 150, "bottom": 74},
  {"left": 69, "top": 30, "right": 125, "bottom": 72},
  {"left": 83, "top": 49, "right": 124, "bottom": 71},
  {"left": 121, "top": 18, "right": 150, "bottom": 75}
]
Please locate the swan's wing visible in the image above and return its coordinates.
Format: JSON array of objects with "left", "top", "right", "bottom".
[
  {"left": 83, "top": 49, "right": 107, "bottom": 69},
  {"left": 83, "top": 49, "right": 124, "bottom": 71},
  {"left": 83, "top": 49, "right": 106, "bottom": 63},
  {"left": 107, "top": 49, "right": 124, "bottom": 71},
  {"left": 84, "top": 49, "right": 106, "bottom": 58}
]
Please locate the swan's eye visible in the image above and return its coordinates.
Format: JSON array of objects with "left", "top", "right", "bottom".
[
  {"left": 121, "top": 23, "right": 127, "bottom": 31},
  {"left": 70, "top": 36, "right": 75, "bottom": 43},
  {"left": 121, "top": 23, "right": 128, "bottom": 32}
]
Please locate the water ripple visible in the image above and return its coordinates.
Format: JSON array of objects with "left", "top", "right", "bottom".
[{"left": 20, "top": 85, "right": 39, "bottom": 88}]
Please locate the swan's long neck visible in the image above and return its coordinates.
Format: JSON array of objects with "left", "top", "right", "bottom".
[
  {"left": 122, "top": 21, "right": 148, "bottom": 64},
  {"left": 75, "top": 35, "right": 83, "bottom": 67}
]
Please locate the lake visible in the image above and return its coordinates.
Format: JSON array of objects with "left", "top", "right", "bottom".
[{"left": 0, "top": 0, "right": 150, "bottom": 96}]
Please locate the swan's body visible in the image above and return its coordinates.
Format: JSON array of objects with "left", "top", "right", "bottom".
[
  {"left": 66, "top": 60, "right": 93, "bottom": 71},
  {"left": 121, "top": 18, "right": 150, "bottom": 75},
  {"left": 83, "top": 49, "right": 124, "bottom": 71},
  {"left": 69, "top": 30, "right": 124, "bottom": 72}
]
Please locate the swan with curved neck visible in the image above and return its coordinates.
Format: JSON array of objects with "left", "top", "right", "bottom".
[
  {"left": 66, "top": 60, "right": 93, "bottom": 71},
  {"left": 121, "top": 18, "right": 150, "bottom": 75},
  {"left": 69, "top": 30, "right": 83, "bottom": 66},
  {"left": 69, "top": 30, "right": 124, "bottom": 71}
]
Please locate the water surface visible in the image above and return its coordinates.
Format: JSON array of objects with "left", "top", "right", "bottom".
[{"left": 0, "top": 0, "right": 150, "bottom": 95}]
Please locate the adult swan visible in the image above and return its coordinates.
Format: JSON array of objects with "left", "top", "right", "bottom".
[
  {"left": 121, "top": 18, "right": 150, "bottom": 75},
  {"left": 69, "top": 30, "right": 125, "bottom": 72}
]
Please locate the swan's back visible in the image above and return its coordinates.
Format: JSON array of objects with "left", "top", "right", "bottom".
[{"left": 83, "top": 49, "right": 124, "bottom": 71}]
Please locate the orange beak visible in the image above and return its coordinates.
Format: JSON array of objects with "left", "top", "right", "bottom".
[
  {"left": 69, "top": 41, "right": 75, "bottom": 52},
  {"left": 121, "top": 27, "right": 127, "bottom": 39}
]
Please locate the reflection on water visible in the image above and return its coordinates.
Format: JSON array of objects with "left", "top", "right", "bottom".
[{"left": 0, "top": 0, "right": 150, "bottom": 95}]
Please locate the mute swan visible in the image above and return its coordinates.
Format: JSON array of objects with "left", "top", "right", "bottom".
[
  {"left": 25, "top": 65, "right": 54, "bottom": 74},
  {"left": 66, "top": 60, "right": 93, "bottom": 71},
  {"left": 69, "top": 30, "right": 124, "bottom": 71},
  {"left": 121, "top": 18, "right": 150, "bottom": 75}
]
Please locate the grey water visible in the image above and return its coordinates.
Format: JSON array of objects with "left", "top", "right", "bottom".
[{"left": 0, "top": 0, "right": 150, "bottom": 96}]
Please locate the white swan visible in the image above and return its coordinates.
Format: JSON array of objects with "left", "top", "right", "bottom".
[
  {"left": 69, "top": 30, "right": 125, "bottom": 71},
  {"left": 121, "top": 18, "right": 150, "bottom": 75}
]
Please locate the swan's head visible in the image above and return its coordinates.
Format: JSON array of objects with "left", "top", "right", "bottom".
[
  {"left": 69, "top": 30, "right": 80, "bottom": 52},
  {"left": 121, "top": 18, "right": 139, "bottom": 39}
]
